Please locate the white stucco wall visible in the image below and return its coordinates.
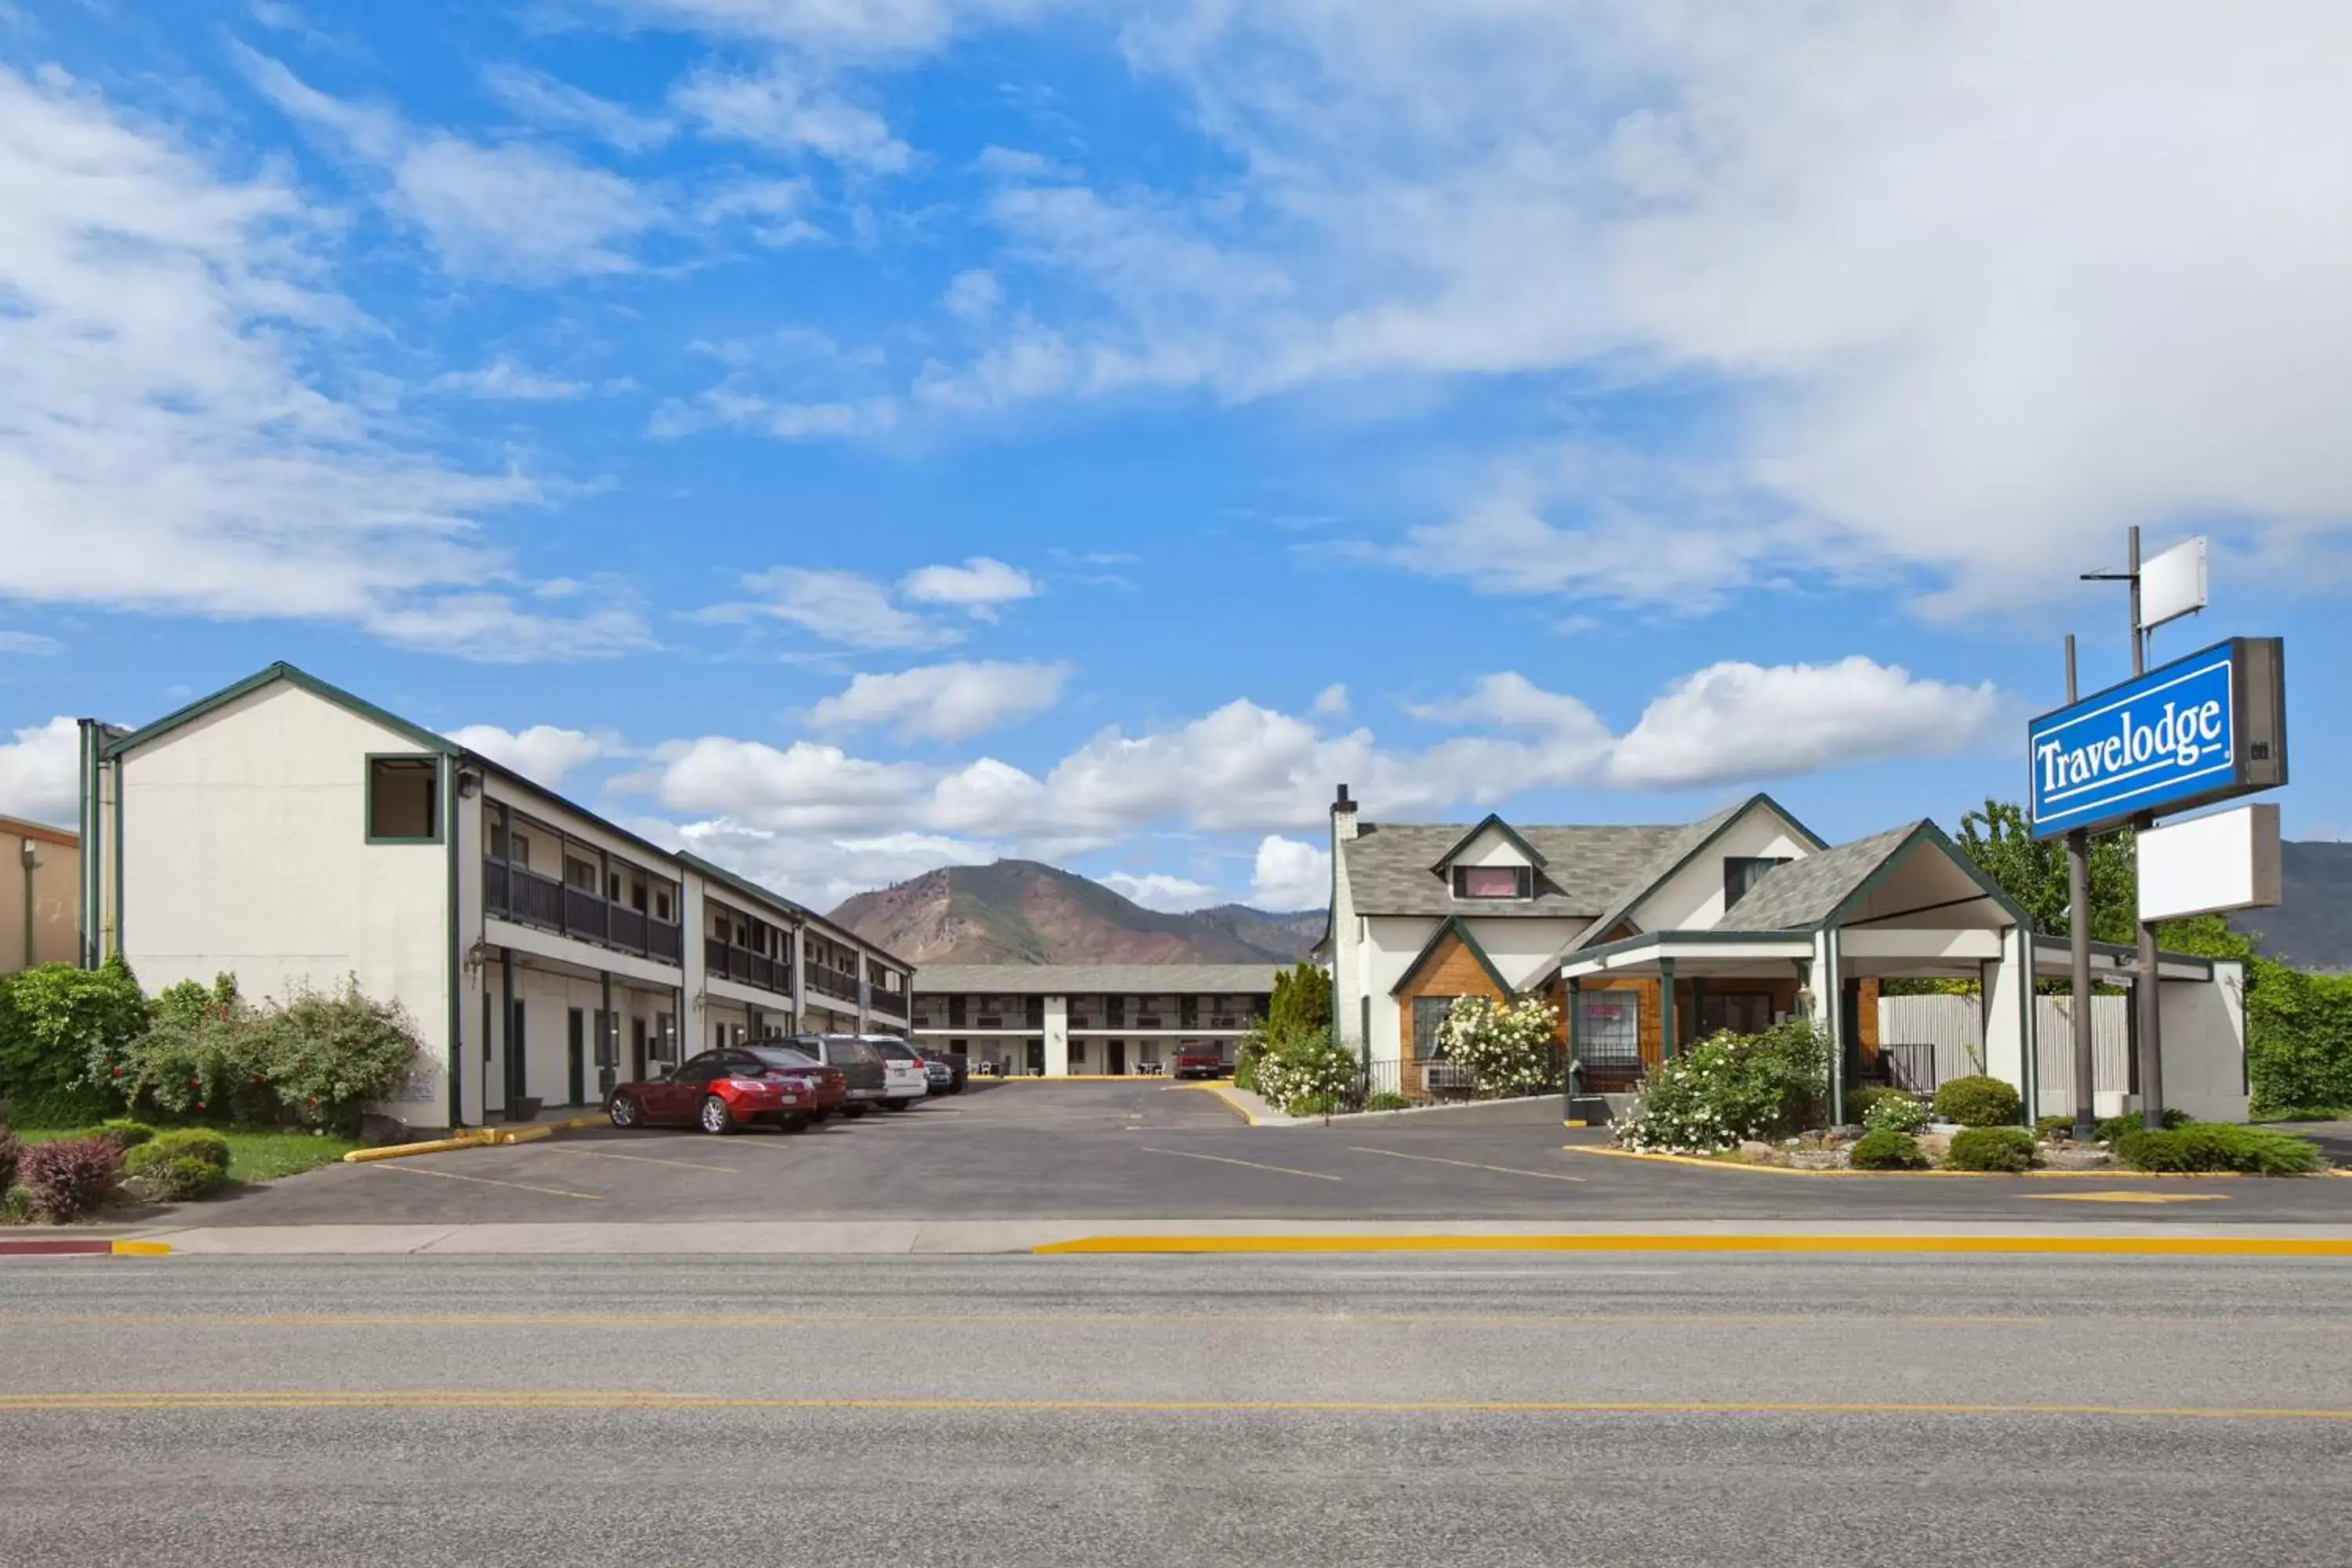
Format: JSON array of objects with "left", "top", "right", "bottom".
[
  {"left": 2158, "top": 960, "right": 2250, "bottom": 1123},
  {"left": 1044, "top": 994, "right": 1070, "bottom": 1075},
  {"left": 1631, "top": 807, "right": 1817, "bottom": 933},
  {"left": 1462, "top": 917, "right": 1588, "bottom": 991},
  {"left": 1330, "top": 817, "right": 1360, "bottom": 1051},
  {"left": 1454, "top": 823, "right": 1534, "bottom": 869},
  {"left": 118, "top": 683, "right": 452, "bottom": 1122}
]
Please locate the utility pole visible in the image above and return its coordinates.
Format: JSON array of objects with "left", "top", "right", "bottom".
[{"left": 2063, "top": 637, "right": 2096, "bottom": 1142}]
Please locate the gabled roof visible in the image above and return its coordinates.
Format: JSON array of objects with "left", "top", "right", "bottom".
[
  {"left": 107, "top": 661, "right": 453, "bottom": 758},
  {"left": 1718, "top": 818, "right": 2026, "bottom": 933},
  {"left": 1565, "top": 793, "right": 1828, "bottom": 950},
  {"left": 1387, "top": 916, "right": 1513, "bottom": 997},
  {"left": 1430, "top": 814, "right": 1549, "bottom": 872},
  {"left": 1339, "top": 821, "right": 1693, "bottom": 918}
]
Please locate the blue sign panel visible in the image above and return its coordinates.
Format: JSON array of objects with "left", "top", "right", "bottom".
[{"left": 2028, "top": 637, "right": 2286, "bottom": 840}]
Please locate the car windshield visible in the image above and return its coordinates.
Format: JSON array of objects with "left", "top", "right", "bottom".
[{"left": 746, "top": 1047, "right": 818, "bottom": 1069}]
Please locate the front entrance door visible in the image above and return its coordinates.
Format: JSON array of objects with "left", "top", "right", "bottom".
[
  {"left": 630, "top": 1017, "right": 647, "bottom": 1085},
  {"left": 1026, "top": 1039, "right": 1046, "bottom": 1076},
  {"left": 1106, "top": 1040, "right": 1127, "bottom": 1076},
  {"left": 506, "top": 1000, "right": 528, "bottom": 1106},
  {"left": 567, "top": 1009, "right": 586, "bottom": 1105}
]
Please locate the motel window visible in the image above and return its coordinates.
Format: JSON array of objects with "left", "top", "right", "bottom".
[
  {"left": 509, "top": 833, "right": 530, "bottom": 869},
  {"left": 1072, "top": 1041, "right": 1089, "bottom": 1065},
  {"left": 1452, "top": 865, "right": 1530, "bottom": 900},
  {"left": 1410, "top": 996, "right": 1458, "bottom": 1059},
  {"left": 1575, "top": 991, "right": 1642, "bottom": 1069},
  {"left": 365, "top": 756, "right": 441, "bottom": 844},
  {"left": 1723, "top": 857, "right": 1792, "bottom": 911},
  {"left": 655, "top": 889, "right": 673, "bottom": 923},
  {"left": 566, "top": 857, "right": 598, "bottom": 893}
]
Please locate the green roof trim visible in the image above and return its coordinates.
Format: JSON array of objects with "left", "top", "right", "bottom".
[
  {"left": 1566, "top": 792, "right": 1827, "bottom": 952},
  {"left": 1430, "top": 813, "right": 1550, "bottom": 873},
  {"left": 1822, "top": 818, "right": 2031, "bottom": 932},
  {"left": 1388, "top": 916, "right": 1515, "bottom": 999},
  {"left": 105, "top": 662, "right": 455, "bottom": 759}
]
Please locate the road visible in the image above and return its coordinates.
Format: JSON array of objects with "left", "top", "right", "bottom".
[
  {"left": 165, "top": 1080, "right": 2352, "bottom": 1229},
  {"left": 6, "top": 1250, "right": 2352, "bottom": 1566}
]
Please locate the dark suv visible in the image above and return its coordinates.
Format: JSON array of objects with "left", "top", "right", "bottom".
[{"left": 783, "top": 1033, "right": 890, "bottom": 1116}]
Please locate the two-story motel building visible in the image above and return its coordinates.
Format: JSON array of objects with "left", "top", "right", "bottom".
[
  {"left": 72, "top": 662, "right": 913, "bottom": 1130},
  {"left": 909, "top": 965, "right": 1279, "bottom": 1076}
]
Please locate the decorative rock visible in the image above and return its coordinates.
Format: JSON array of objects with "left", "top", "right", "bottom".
[
  {"left": 1790, "top": 1149, "right": 1850, "bottom": 1171},
  {"left": 1738, "top": 1141, "right": 1786, "bottom": 1167},
  {"left": 1916, "top": 1132, "right": 1955, "bottom": 1161}
]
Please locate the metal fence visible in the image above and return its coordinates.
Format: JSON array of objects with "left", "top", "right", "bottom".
[{"left": 1352, "top": 1048, "right": 1570, "bottom": 1109}]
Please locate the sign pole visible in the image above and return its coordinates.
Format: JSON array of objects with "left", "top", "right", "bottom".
[
  {"left": 2064, "top": 635, "right": 2097, "bottom": 1142},
  {"left": 2125, "top": 526, "right": 2168, "bottom": 1130}
]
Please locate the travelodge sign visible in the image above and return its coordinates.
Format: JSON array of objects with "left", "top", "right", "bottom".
[{"left": 2027, "top": 637, "right": 2286, "bottom": 840}]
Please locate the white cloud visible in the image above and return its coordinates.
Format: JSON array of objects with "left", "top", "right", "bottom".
[
  {"left": 669, "top": 816, "right": 998, "bottom": 912},
  {"left": 1407, "top": 672, "right": 1609, "bottom": 742},
  {"left": 0, "top": 716, "right": 78, "bottom": 826},
  {"left": 430, "top": 359, "right": 593, "bottom": 400},
  {"left": 711, "top": 567, "right": 958, "bottom": 648},
  {"left": 673, "top": 61, "right": 911, "bottom": 173},
  {"left": 898, "top": 556, "right": 1038, "bottom": 620},
  {"left": 1608, "top": 657, "right": 1999, "bottom": 789},
  {"left": 0, "top": 631, "right": 63, "bottom": 656},
  {"left": 447, "top": 724, "right": 608, "bottom": 790},
  {"left": 483, "top": 64, "right": 672, "bottom": 153},
  {"left": 0, "top": 64, "right": 639, "bottom": 660},
  {"left": 611, "top": 0, "right": 1036, "bottom": 58},
  {"left": 1247, "top": 835, "right": 1330, "bottom": 910},
  {"left": 645, "top": 735, "right": 931, "bottom": 833},
  {"left": 1310, "top": 684, "right": 1348, "bottom": 717},
  {"left": 241, "top": 48, "right": 659, "bottom": 282},
  {"left": 808, "top": 660, "right": 1070, "bottom": 741},
  {"left": 698, "top": 177, "right": 824, "bottom": 245},
  {"left": 942, "top": 267, "right": 1004, "bottom": 324},
  {"left": 1100, "top": 871, "right": 1217, "bottom": 912}
]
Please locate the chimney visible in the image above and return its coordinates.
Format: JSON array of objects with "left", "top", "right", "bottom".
[{"left": 1330, "top": 783, "right": 1359, "bottom": 843}]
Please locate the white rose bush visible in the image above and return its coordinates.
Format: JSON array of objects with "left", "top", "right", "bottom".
[{"left": 1432, "top": 996, "right": 1564, "bottom": 1097}]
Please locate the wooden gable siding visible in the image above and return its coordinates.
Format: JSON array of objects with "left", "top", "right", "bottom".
[{"left": 1396, "top": 929, "right": 1512, "bottom": 1068}]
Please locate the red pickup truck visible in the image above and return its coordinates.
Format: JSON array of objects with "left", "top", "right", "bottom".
[{"left": 1174, "top": 1045, "right": 1229, "bottom": 1080}]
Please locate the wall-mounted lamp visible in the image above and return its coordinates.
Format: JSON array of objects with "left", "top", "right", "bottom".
[{"left": 457, "top": 769, "right": 482, "bottom": 798}]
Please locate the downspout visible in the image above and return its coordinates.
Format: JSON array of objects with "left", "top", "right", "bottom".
[
  {"left": 445, "top": 760, "right": 465, "bottom": 1130},
  {"left": 110, "top": 753, "right": 123, "bottom": 962},
  {"left": 20, "top": 837, "right": 36, "bottom": 971},
  {"left": 76, "top": 720, "right": 95, "bottom": 968}
]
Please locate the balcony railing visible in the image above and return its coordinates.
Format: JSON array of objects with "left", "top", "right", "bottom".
[
  {"left": 703, "top": 937, "right": 789, "bottom": 996},
  {"left": 808, "top": 966, "right": 859, "bottom": 1004},
  {"left": 486, "top": 858, "right": 682, "bottom": 967},
  {"left": 869, "top": 989, "right": 907, "bottom": 1019}
]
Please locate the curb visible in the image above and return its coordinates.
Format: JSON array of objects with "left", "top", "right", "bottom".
[
  {"left": 1033, "top": 1232, "right": 2352, "bottom": 1258},
  {"left": 0, "top": 1238, "right": 171, "bottom": 1258},
  {"left": 1561, "top": 1146, "right": 2299, "bottom": 1179},
  {"left": 343, "top": 1114, "right": 606, "bottom": 1163}
]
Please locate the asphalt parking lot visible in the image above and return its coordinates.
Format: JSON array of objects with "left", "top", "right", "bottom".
[{"left": 166, "top": 1081, "right": 2352, "bottom": 1227}]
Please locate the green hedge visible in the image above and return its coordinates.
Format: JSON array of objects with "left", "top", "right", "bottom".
[
  {"left": 1946, "top": 1127, "right": 2036, "bottom": 1172},
  {"left": 2111, "top": 1123, "right": 2323, "bottom": 1175},
  {"left": 1849, "top": 1129, "right": 1929, "bottom": 1170},
  {"left": 0, "top": 959, "right": 147, "bottom": 1126},
  {"left": 124, "top": 1128, "right": 233, "bottom": 1174},
  {"left": 1933, "top": 1075, "right": 2022, "bottom": 1129}
]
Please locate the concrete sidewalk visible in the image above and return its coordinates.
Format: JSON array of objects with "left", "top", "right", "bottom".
[{"left": 85, "top": 1217, "right": 2352, "bottom": 1256}]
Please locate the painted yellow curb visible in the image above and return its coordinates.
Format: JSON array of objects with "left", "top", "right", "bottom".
[
  {"left": 110, "top": 1240, "right": 172, "bottom": 1256},
  {"left": 1562, "top": 1146, "right": 2278, "bottom": 1179},
  {"left": 490, "top": 1125, "right": 553, "bottom": 1147},
  {"left": 1035, "top": 1233, "right": 2352, "bottom": 1257},
  {"left": 343, "top": 1131, "right": 498, "bottom": 1163}
]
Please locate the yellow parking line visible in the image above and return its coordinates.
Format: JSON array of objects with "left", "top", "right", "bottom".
[
  {"left": 540, "top": 1145, "right": 739, "bottom": 1174},
  {"left": 1349, "top": 1147, "right": 1584, "bottom": 1182},
  {"left": 5, "top": 1391, "right": 2352, "bottom": 1421},
  {"left": 1135, "top": 1147, "right": 1342, "bottom": 1181},
  {"left": 369, "top": 1164, "right": 603, "bottom": 1201},
  {"left": 1036, "top": 1232, "right": 2352, "bottom": 1257},
  {"left": 2021, "top": 1192, "right": 2230, "bottom": 1204}
]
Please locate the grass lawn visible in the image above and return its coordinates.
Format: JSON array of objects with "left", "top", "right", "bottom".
[{"left": 16, "top": 1125, "right": 361, "bottom": 1185}]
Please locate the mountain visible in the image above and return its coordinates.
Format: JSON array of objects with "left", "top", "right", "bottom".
[
  {"left": 2233, "top": 841, "right": 2352, "bottom": 972},
  {"left": 827, "top": 860, "right": 1323, "bottom": 967}
]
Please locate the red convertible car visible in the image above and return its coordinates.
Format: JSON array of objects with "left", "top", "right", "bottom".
[{"left": 607, "top": 1045, "right": 845, "bottom": 1134}]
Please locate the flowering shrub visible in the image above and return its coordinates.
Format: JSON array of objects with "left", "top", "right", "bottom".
[
  {"left": 111, "top": 978, "right": 422, "bottom": 1134},
  {"left": 1613, "top": 1021, "right": 1832, "bottom": 1153},
  {"left": 19, "top": 1136, "right": 122, "bottom": 1221},
  {"left": 1255, "top": 1026, "right": 1359, "bottom": 1116},
  {"left": 1434, "top": 996, "right": 1563, "bottom": 1096},
  {"left": 1862, "top": 1094, "right": 1932, "bottom": 1134}
]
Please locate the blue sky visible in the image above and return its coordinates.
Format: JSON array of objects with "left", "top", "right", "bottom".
[{"left": 2, "top": 1, "right": 2347, "bottom": 912}]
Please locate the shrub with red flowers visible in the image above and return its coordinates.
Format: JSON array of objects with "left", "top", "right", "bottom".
[
  {"left": 111, "top": 978, "right": 420, "bottom": 1134},
  {"left": 19, "top": 1136, "right": 122, "bottom": 1221}
]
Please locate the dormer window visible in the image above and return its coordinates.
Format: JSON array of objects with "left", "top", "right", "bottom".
[{"left": 1454, "top": 866, "right": 1531, "bottom": 900}]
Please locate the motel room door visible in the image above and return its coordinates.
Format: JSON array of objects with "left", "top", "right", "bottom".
[{"left": 1106, "top": 1040, "right": 1127, "bottom": 1076}]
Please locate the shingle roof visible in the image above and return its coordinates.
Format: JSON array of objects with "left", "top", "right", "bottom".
[
  {"left": 1338, "top": 821, "right": 1697, "bottom": 918},
  {"left": 912, "top": 963, "right": 1285, "bottom": 995},
  {"left": 1719, "top": 821, "right": 1928, "bottom": 930},
  {"left": 1563, "top": 803, "right": 1746, "bottom": 949}
]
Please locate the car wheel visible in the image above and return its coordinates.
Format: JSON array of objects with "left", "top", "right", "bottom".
[
  {"left": 699, "top": 1094, "right": 738, "bottom": 1135},
  {"left": 809, "top": 1107, "right": 833, "bottom": 1123},
  {"left": 779, "top": 1113, "right": 808, "bottom": 1133},
  {"left": 608, "top": 1093, "right": 641, "bottom": 1129},
  {"left": 841, "top": 1104, "right": 869, "bottom": 1119}
]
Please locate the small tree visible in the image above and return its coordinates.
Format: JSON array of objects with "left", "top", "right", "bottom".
[
  {"left": 0, "top": 956, "right": 149, "bottom": 1123},
  {"left": 1434, "top": 995, "right": 1562, "bottom": 1096}
]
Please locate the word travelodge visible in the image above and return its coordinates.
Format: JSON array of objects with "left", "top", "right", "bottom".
[{"left": 2035, "top": 696, "right": 2227, "bottom": 797}]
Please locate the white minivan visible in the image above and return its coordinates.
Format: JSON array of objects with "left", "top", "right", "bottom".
[{"left": 861, "top": 1034, "right": 933, "bottom": 1109}]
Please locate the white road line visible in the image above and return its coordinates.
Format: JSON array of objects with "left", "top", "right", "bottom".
[
  {"left": 1137, "top": 1147, "right": 1343, "bottom": 1181},
  {"left": 369, "top": 1164, "right": 604, "bottom": 1201},
  {"left": 1348, "top": 1147, "right": 1585, "bottom": 1183}
]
